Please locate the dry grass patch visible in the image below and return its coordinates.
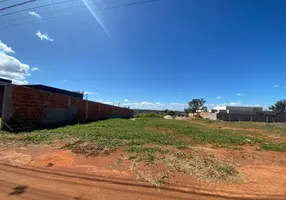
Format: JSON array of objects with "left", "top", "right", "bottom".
[
  {"left": 65, "top": 141, "right": 116, "bottom": 157},
  {"left": 164, "top": 147, "right": 242, "bottom": 183},
  {"left": 130, "top": 161, "right": 170, "bottom": 187}
]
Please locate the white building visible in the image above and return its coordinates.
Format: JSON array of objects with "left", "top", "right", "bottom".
[{"left": 210, "top": 106, "right": 263, "bottom": 115}]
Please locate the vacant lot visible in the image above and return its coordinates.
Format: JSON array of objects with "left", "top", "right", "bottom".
[{"left": 0, "top": 118, "right": 285, "bottom": 199}]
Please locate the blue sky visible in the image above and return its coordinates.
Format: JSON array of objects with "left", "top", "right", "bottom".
[{"left": 0, "top": 0, "right": 286, "bottom": 110}]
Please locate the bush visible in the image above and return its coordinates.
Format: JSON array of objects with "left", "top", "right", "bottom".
[{"left": 135, "top": 113, "right": 162, "bottom": 118}]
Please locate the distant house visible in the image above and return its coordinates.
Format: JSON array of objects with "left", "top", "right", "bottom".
[
  {"left": 201, "top": 106, "right": 286, "bottom": 122},
  {"left": 210, "top": 106, "right": 263, "bottom": 115}
]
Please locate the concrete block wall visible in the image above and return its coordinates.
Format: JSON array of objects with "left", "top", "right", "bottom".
[
  {"left": 199, "top": 112, "right": 286, "bottom": 122},
  {"left": 217, "top": 114, "right": 286, "bottom": 122},
  {"left": 200, "top": 112, "right": 217, "bottom": 120},
  {"left": 2, "top": 84, "right": 133, "bottom": 130}
]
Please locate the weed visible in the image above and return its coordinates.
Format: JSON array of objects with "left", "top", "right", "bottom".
[
  {"left": 232, "top": 146, "right": 244, "bottom": 150},
  {"left": 1, "top": 118, "right": 285, "bottom": 153},
  {"left": 261, "top": 143, "right": 286, "bottom": 152},
  {"left": 216, "top": 165, "right": 235, "bottom": 175},
  {"left": 209, "top": 153, "right": 215, "bottom": 158},
  {"left": 157, "top": 174, "right": 169, "bottom": 185},
  {"left": 164, "top": 148, "right": 241, "bottom": 182},
  {"left": 175, "top": 145, "right": 188, "bottom": 149},
  {"left": 135, "top": 113, "right": 162, "bottom": 118},
  {"left": 128, "top": 155, "right": 137, "bottom": 160},
  {"left": 20, "top": 133, "right": 50, "bottom": 144},
  {"left": 115, "top": 158, "right": 122, "bottom": 166}
]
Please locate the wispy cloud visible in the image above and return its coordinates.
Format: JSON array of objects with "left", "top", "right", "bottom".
[
  {"left": 63, "top": 80, "right": 68, "bottom": 83},
  {"left": 214, "top": 102, "right": 261, "bottom": 108},
  {"left": 216, "top": 96, "right": 222, "bottom": 99},
  {"left": 120, "top": 101, "right": 187, "bottom": 111},
  {"left": 237, "top": 93, "right": 243, "bottom": 96},
  {"left": 81, "top": 0, "right": 109, "bottom": 36},
  {"left": 124, "top": 99, "right": 129, "bottom": 102},
  {"left": 273, "top": 84, "right": 280, "bottom": 88},
  {"left": 84, "top": 91, "right": 97, "bottom": 95},
  {"left": 0, "top": 40, "right": 15, "bottom": 54},
  {"left": 35, "top": 30, "right": 54, "bottom": 42},
  {"left": 31, "top": 67, "right": 39, "bottom": 71},
  {"left": 28, "top": 11, "right": 41, "bottom": 19}
]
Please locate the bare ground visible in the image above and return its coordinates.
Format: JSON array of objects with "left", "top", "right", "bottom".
[{"left": 0, "top": 145, "right": 285, "bottom": 200}]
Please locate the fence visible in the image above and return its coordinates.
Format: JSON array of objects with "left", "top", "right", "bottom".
[
  {"left": 217, "top": 114, "right": 286, "bottom": 122},
  {"left": 1, "top": 84, "right": 133, "bottom": 131},
  {"left": 201, "top": 112, "right": 286, "bottom": 122}
]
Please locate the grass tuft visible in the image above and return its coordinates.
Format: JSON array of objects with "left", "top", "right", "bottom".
[{"left": 261, "top": 143, "right": 286, "bottom": 152}]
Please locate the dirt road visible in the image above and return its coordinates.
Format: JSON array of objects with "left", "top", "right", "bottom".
[{"left": 0, "top": 146, "right": 285, "bottom": 200}]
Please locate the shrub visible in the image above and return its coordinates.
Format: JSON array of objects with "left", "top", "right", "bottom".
[{"left": 135, "top": 113, "right": 162, "bottom": 118}]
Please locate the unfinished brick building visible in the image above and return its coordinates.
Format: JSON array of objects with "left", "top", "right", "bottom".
[{"left": 0, "top": 80, "right": 133, "bottom": 131}]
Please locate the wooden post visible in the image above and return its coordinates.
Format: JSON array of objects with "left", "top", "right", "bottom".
[
  {"left": 239, "top": 116, "right": 240, "bottom": 122},
  {"left": 250, "top": 116, "right": 252, "bottom": 122},
  {"left": 266, "top": 116, "right": 268, "bottom": 124}
]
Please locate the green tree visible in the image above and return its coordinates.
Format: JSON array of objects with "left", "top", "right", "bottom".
[
  {"left": 269, "top": 100, "right": 286, "bottom": 115},
  {"left": 187, "top": 98, "right": 206, "bottom": 116},
  {"left": 163, "top": 109, "right": 177, "bottom": 116}
]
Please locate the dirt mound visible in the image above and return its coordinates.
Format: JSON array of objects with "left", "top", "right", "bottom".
[{"left": 72, "top": 143, "right": 116, "bottom": 157}]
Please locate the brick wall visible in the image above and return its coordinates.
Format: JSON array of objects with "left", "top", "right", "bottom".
[{"left": 5, "top": 85, "right": 133, "bottom": 127}]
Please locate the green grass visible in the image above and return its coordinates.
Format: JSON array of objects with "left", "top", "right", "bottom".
[
  {"left": 2, "top": 117, "right": 285, "bottom": 183},
  {"left": 261, "top": 143, "right": 286, "bottom": 152},
  {"left": 135, "top": 112, "right": 162, "bottom": 118},
  {"left": 0, "top": 117, "right": 285, "bottom": 151}
]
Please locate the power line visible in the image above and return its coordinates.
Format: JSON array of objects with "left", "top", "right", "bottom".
[
  {"left": 0, "top": 1, "right": 84, "bottom": 24},
  {"left": 0, "top": 0, "right": 108, "bottom": 22},
  {"left": 100, "top": 0, "right": 159, "bottom": 11},
  {"left": 0, "top": 0, "right": 115, "bottom": 26},
  {"left": 0, "top": 0, "right": 77, "bottom": 18},
  {"left": 0, "top": 0, "right": 36, "bottom": 12},
  {"left": 0, "top": 0, "right": 162, "bottom": 29},
  {"left": 0, "top": 0, "right": 9, "bottom": 3}
]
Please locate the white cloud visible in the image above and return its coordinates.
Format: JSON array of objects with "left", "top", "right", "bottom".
[
  {"left": 273, "top": 84, "right": 280, "bottom": 88},
  {"left": 230, "top": 102, "right": 241, "bottom": 106},
  {"left": 84, "top": 91, "right": 97, "bottom": 95},
  {"left": 124, "top": 99, "right": 129, "bottom": 102},
  {"left": 216, "top": 96, "right": 222, "bottom": 99},
  {"left": 0, "top": 40, "right": 15, "bottom": 54},
  {"left": 0, "top": 52, "right": 31, "bottom": 84},
  {"left": 31, "top": 67, "right": 39, "bottom": 71},
  {"left": 237, "top": 93, "right": 243, "bottom": 96},
  {"left": 63, "top": 79, "right": 68, "bottom": 83},
  {"left": 120, "top": 101, "right": 187, "bottom": 111},
  {"left": 28, "top": 11, "right": 41, "bottom": 19},
  {"left": 213, "top": 102, "right": 261, "bottom": 109},
  {"left": 35, "top": 30, "right": 54, "bottom": 42}
]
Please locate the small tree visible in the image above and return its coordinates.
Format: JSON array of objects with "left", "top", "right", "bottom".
[
  {"left": 163, "top": 109, "right": 177, "bottom": 116},
  {"left": 269, "top": 100, "right": 286, "bottom": 115},
  {"left": 187, "top": 98, "right": 206, "bottom": 116}
]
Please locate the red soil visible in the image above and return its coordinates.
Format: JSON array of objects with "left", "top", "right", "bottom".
[{"left": 0, "top": 145, "right": 285, "bottom": 200}]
